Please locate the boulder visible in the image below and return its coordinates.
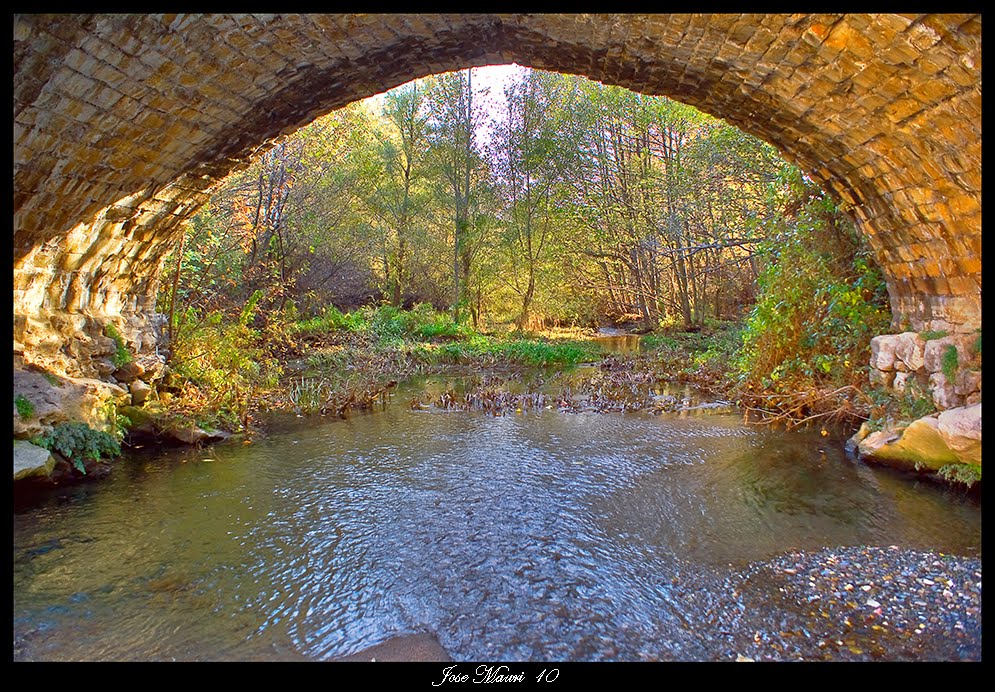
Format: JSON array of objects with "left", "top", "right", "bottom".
[
  {"left": 113, "top": 360, "right": 145, "bottom": 383},
  {"left": 936, "top": 403, "right": 981, "bottom": 465},
  {"left": 892, "top": 371, "right": 910, "bottom": 393},
  {"left": 893, "top": 332, "right": 926, "bottom": 371},
  {"left": 13, "top": 440, "right": 56, "bottom": 481},
  {"left": 923, "top": 335, "right": 974, "bottom": 374},
  {"left": 845, "top": 421, "right": 871, "bottom": 457},
  {"left": 857, "top": 418, "right": 959, "bottom": 473},
  {"left": 868, "top": 368, "right": 894, "bottom": 388},
  {"left": 165, "top": 424, "right": 231, "bottom": 445},
  {"left": 857, "top": 404, "right": 982, "bottom": 473},
  {"left": 129, "top": 379, "right": 152, "bottom": 405},
  {"left": 869, "top": 334, "right": 900, "bottom": 371},
  {"left": 954, "top": 369, "right": 982, "bottom": 397},
  {"left": 119, "top": 405, "right": 157, "bottom": 435},
  {"left": 13, "top": 362, "right": 130, "bottom": 440},
  {"left": 929, "top": 372, "right": 963, "bottom": 411}
]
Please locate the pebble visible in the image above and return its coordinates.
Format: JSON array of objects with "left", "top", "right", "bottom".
[{"left": 712, "top": 546, "right": 981, "bottom": 662}]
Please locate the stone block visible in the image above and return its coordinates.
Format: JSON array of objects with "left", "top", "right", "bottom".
[
  {"left": 893, "top": 331, "right": 926, "bottom": 371},
  {"left": 923, "top": 334, "right": 973, "bottom": 373},
  {"left": 929, "top": 372, "right": 963, "bottom": 410},
  {"left": 869, "top": 368, "right": 895, "bottom": 388},
  {"left": 870, "top": 334, "right": 900, "bottom": 371},
  {"left": 935, "top": 403, "right": 981, "bottom": 465},
  {"left": 892, "top": 371, "right": 910, "bottom": 393},
  {"left": 954, "top": 369, "right": 982, "bottom": 397}
]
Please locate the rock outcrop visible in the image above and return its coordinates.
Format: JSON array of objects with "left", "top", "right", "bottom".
[
  {"left": 13, "top": 357, "right": 131, "bottom": 440},
  {"left": 13, "top": 440, "right": 56, "bottom": 481},
  {"left": 851, "top": 403, "right": 981, "bottom": 474}
]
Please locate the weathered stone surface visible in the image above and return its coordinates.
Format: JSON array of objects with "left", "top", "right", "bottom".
[
  {"left": 869, "top": 367, "right": 895, "bottom": 388},
  {"left": 893, "top": 331, "right": 926, "bottom": 371},
  {"left": 892, "top": 371, "right": 910, "bottom": 393},
  {"left": 114, "top": 360, "right": 145, "bottom": 383},
  {"left": 954, "top": 369, "right": 982, "bottom": 396},
  {"left": 165, "top": 423, "right": 231, "bottom": 445},
  {"left": 936, "top": 403, "right": 981, "bottom": 465},
  {"left": 923, "top": 334, "right": 975, "bottom": 374},
  {"left": 13, "top": 440, "right": 56, "bottom": 481},
  {"left": 929, "top": 372, "right": 963, "bottom": 410},
  {"left": 129, "top": 379, "right": 152, "bottom": 405},
  {"left": 845, "top": 421, "right": 872, "bottom": 457},
  {"left": 870, "top": 334, "right": 900, "bottom": 372},
  {"left": 13, "top": 359, "right": 131, "bottom": 439},
  {"left": 166, "top": 424, "right": 210, "bottom": 445},
  {"left": 119, "top": 404, "right": 156, "bottom": 435},
  {"left": 11, "top": 13, "right": 983, "bottom": 382},
  {"left": 858, "top": 417, "right": 959, "bottom": 472}
]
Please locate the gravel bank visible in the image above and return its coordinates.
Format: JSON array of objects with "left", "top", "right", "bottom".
[{"left": 707, "top": 545, "right": 981, "bottom": 661}]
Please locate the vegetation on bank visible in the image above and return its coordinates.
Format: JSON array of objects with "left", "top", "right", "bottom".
[
  {"left": 32, "top": 421, "right": 121, "bottom": 475},
  {"left": 113, "top": 65, "right": 956, "bottom": 456}
]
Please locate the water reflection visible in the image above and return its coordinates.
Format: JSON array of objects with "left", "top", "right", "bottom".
[{"left": 13, "top": 378, "right": 981, "bottom": 661}]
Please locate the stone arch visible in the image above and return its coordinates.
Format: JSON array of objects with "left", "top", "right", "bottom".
[{"left": 13, "top": 14, "right": 981, "bottom": 377}]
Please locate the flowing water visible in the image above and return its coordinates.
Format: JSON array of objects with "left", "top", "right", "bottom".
[{"left": 12, "top": 377, "right": 981, "bottom": 661}]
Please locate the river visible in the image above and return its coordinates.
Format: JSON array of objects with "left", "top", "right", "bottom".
[{"left": 12, "top": 376, "right": 982, "bottom": 661}]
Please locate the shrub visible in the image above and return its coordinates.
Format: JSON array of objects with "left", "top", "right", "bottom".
[
  {"left": 941, "top": 344, "right": 959, "bottom": 380},
  {"left": 168, "top": 295, "right": 282, "bottom": 430},
  {"left": 288, "top": 377, "right": 328, "bottom": 414},
  {"left": 15, "top": 394, "right": 34, "bottom": 418},
  {"left": 734, "top": 175, "right": 890, "bottom": 393},
  {"left": 938, "top": 463, "right": 981, "bottom": 489},
  {"left": 34, "top": 421, "right": 121, "bottom": 474},
  {"left": 104, "top": 323, "right": 133, "bottom": 368},
  {"left": 919, "top": 329, "right": 948, "bottom": 341}
]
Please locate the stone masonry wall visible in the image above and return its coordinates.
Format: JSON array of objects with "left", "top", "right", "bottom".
[
  {"left": 13, "top": 14, "right": 982, "bottom": 378},
  {"left": 868, "top": 331, "right": 982, "bottom": 411}
]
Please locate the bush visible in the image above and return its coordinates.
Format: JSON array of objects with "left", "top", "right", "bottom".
[
  {"left": 938, "top": 463, "right": 981, "bottom": 489},
  {"left": 15, "top": 394, "right": 34, "bottom": 418},
  {"left": 941, "top": 344, "right": 959, "bottom": 380},
  {"left": 168, "top": 293, "right": 282, "bottom": 430},
  {"left": 104, "top": 323, "right": 133, "bottom": 368},
  {"left": 292, "top": 306, "right": 367, "bottom": 334},
  {"left": 734, "top": 175, "right": 891, "bottom": 393},
  {"left": 34, "top": 421, "right": 121, "bottom": 474}
]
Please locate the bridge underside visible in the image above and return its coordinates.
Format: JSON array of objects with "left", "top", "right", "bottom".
[{"left": 13, "top": 13, "right": 981, "bottom": 377}]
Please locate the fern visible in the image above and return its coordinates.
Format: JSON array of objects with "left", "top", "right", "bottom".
[{"left": 35, "top": 422, "right": 121, "bottom": 474}]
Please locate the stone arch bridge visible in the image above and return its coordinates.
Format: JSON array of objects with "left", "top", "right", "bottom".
[{"left": 13, "top": 14, "right": 982, "bottom": 381}]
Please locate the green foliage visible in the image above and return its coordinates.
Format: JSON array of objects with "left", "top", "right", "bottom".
[
  {"left": 99, "top": 400, "right": 131, "bottom": 444},
  {"left": 865, "top": 378, "right": 937, "bottom": 432},
  {"left": 104, "top": 323, "right": 133, "bottom": 368},
  {"left": 972, "top": 330, "right": 981, "bottom": 357},
  {"left": 734, "top": 174, "right": 891, "bottom": 392},
  {"left": 169, "top": 297, "right": 282, "bottom": 430},
  {"left": 293, "top": 306, "right": 367, "bottom": 335},
  {"left": 15, "top": 394, "right": 34, "bottom": 418},
  {"left": 937, "top": 463, "right": 981, "bottom": 489},
  {"left": 288, "top": 377, "right": 328, "bottom": 414},
  {"left": 919, "top": 329, "right": 949, "bottom": 341},
  {"left": 941, "top": 345, "right": 959, "bottom": 380},
  {"left": 35, "top": 422, "right": 121, "bottom": 474}
]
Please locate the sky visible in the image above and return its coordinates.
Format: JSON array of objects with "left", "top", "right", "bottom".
[{"left": 362, "top": 63, "right": 528, "bottom": 147}]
